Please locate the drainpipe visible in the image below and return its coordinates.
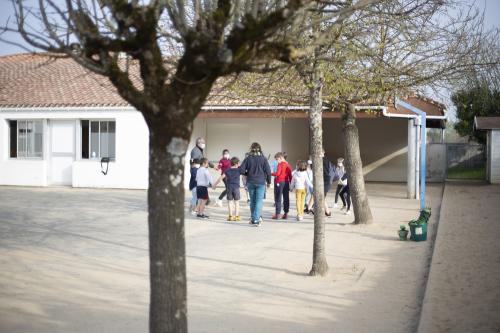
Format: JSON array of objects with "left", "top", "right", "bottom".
[
  {"left": 354, "top": 104, "right": 446, "bottom": 206},
  {"left": 355, "top": 105, "right": 417, "bottom": 199},
  {"left": 394, "top": 99, "right": 439, "bottom": 210},
  {"left": 380, "top": 109, "right": 426, "bottom": 198}
]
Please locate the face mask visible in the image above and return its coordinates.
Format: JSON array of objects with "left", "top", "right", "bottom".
[
  {"left": 199, "top": 143, "right": 206, "bottom": 149},
  {"left": 307, "top": 160, "right": 312, "bottom": 165},
  {"left": 223, "top": 154, "right": 230, "bottom": 159}
]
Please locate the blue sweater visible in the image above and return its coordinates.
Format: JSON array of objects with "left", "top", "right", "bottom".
[{"left": 240, "top": 154, "right": 271, "bottom": 185}]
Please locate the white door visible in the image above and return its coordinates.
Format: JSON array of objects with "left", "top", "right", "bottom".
[{"left": 50, "top": 120, "right": 75, "bottom": 185}]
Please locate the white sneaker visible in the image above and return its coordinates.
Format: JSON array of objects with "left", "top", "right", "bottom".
[
  {"left": 215, "top": 199, "right": 223, "bottom": 207},
  {"left": 334, "top": 203, "right": 338, "bottom": 208},
  {"left": 298, "top": 216, "right": 303, "bottom": 221},
  {"left": 190, "top": 210, "right": 197, "bottom": 216},
  {"left": 345, "top": 210, "right": 351, "bottom": 215}
]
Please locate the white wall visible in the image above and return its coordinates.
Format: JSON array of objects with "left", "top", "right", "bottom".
[
  {"left": 0, "top": 108, "right": 149, "bottom": 189},
  {"left": 490, "top": 130, "right": 500, "bottom": 184},
  {"left": 280, "top": 117, "right": 410, "bottom": 182},
  {"left": 282, "top": 118, "right": 309, "bottom": 167},
  {"left": 72, "top": 111, "right": 149, "bottom": 189},
  {"left": 321, "top": 118, "right": 408, "bottom": 182},
  {"left": 1, "top": 108, "right": 419, "bottom": 188},
  {"left": 184, "top": 117, "right": 283, "bottom": 188}
]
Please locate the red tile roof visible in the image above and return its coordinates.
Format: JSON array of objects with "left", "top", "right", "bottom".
[
  {"left": 0, "top": 53, "right": 127, "bottom": 107},
  {"left": 0, "top": 52, "right": 445, "bottom": 119}
]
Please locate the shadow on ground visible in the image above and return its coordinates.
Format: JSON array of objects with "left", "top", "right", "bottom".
[{"left": 0, "top": 183, "right": 443, "bottom": 333}]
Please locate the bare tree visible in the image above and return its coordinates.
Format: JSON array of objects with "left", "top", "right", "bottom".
[
  {"left": 294, "top": 1, "right": 383, "bottom": 274},
  {"left": 237, "top": 0, "right": 491, "bottom": 231},
  {"left": 0, "top": 1, "right": 316, "bottom": 332},
  {"left": 314, "top": 0, "right": 488, "bottom": 224}
]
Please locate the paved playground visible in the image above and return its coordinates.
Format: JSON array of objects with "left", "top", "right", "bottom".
[{"left": 1, "top": 183, "right": 442, "bottom": 333}]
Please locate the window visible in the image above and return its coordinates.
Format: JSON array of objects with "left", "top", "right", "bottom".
[
  {"left": 81, "top": 120, "right": 116, "bottom": 160},
  {"left": 9, "top": 120, "right": 43, "bottom": 158}
]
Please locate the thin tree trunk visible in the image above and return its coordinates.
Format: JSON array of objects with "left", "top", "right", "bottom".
[
  {"left": 148, "top": 125, "right": 190, "bottom": 333},
  {"left": 342, "top": 103, "right": 373, "bottom": 224},
  {"left": 309, "top": 60, "right": 329, "bottom": 277}
]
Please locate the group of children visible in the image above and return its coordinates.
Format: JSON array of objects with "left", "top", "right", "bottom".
[
  {"left": 189, "top": 149, "right": 351, "bottom": 221},
  {"left": 189, "top": 155, "right": 243, "bottom": 220}
]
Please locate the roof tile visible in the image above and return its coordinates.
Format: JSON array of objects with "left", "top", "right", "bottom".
[{"left": 0, "top": 53, "right": 445, "bottom": 118}]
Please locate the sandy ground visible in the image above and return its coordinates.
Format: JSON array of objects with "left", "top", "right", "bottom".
[
  {"left": 417, "top": 182, "right": 500, "bottom": 333},
  {"left": 0, "top": 183, "right": 442, "bottom": 333}
]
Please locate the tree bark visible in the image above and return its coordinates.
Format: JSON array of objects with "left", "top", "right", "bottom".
[
  {"left": 148, "top": 123, "right": 190, "bottom": 333},
  {"left": 308, "top": 60, "right": 329, "bottom": 277},
  {"left": 342, "top": 103, "right": 373, "bottom": 224}
]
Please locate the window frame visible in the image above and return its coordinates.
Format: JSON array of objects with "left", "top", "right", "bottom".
[
  {"left": 80, "top": 119, "right": 116, "bottom": 161},
  {"left": 8, "top": 119, "right": 44, "bottom": 160}
]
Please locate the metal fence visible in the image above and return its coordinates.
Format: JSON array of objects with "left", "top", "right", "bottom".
[{"left": 426, "top": 143, "right": 486, "bottom": 181}]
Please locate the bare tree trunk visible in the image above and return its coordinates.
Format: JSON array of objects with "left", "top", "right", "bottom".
[
  {"left": 342, "top": 103, "right": 373, "bottom": 224},
  {"left": 148, "top": 124, "right": 190, "bottom": 333},
  {"left": 309, "top": 60, "right": 329, "bottom": 276}
]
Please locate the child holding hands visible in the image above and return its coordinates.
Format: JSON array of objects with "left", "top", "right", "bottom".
[
  {"left": 272, "top": 152, "right": 292, "bottom": 219},
  {"left": 290, "top": 160, "right": 313, "bottom": 221},
  {"left": 196, "top": 158, "right": 212, "bottom": 219},
  {"left": 213, "top": 157, "right": 242, "bottom": 221}
]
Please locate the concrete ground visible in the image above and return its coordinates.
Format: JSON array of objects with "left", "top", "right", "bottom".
[
  {"left": 0, "top": 183, "right": 443, "bottom": 333},
  {"left": 418, "top": 182, "right": 500, "bottom": 333}
]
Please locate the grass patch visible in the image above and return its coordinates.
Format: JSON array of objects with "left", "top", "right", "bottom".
[{"left": 447, "top": 166, "right": 485, "bottom": 179}]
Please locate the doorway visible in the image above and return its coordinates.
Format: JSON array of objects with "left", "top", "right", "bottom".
[{"left": 49, "top": 120, "right": 75, "bottom": 185}]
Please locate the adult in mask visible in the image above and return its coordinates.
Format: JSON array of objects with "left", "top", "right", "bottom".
[{"left": 190, "top": 137, "right": 206, "bottom": 163}]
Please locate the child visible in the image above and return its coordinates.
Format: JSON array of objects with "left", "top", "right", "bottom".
[
  {"left": 334, "top": 158, "right": 346, "bottom": 208},
  {"left": 338, "top": 171, "right": 351, "bottom": 215},
  {"left": 304, "top": 158, "right": 314, "bottom": 213},
  {"left": 271, "top": 152, "right": 292, "bottom": 219},
  {"left": 290, "top": 160, "right": 313, "bottom": 221},
  {"left": 213, "top": 157, "right": 242, "bottom": 221},
  {"left": 195, "top": 158, "right": 212, "bottom": 219},
  {"left": 189, "top": 158, "right": 200, "bottom": 215},
  {"left": 215, "top": 149, "right": 232, "bottom": 206},
  {"left": 306, "top": 151, "right": 335, "bottom": 217}
]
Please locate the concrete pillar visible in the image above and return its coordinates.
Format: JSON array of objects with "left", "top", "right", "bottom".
[{"left": 407, "top": 118, "right": 416, "bottom": 199}]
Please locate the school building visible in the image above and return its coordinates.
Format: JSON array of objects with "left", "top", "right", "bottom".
[{"left": 0, "top": 53, "right": 446, "bottom": 191}]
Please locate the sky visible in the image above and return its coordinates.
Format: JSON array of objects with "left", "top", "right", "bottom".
[
  {"left": 0, "top": 0, "right": 498, "bottom": 119},
  {"left": 1, "top": 0, "right": 499, "bottom": 56}
]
